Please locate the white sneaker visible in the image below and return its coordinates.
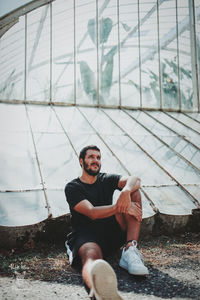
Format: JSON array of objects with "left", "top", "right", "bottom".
[
  {"left": 90, "top": 259, "right": 124, "bottom": 300},
  {"left": 119, "top": 240, "right": 149, "bottom": 276}
]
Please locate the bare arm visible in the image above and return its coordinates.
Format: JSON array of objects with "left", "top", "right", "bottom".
[
  {"left": 116, "top": 175, "right": 141, "bottom": 214},
  {"left": 74, "top": 200, "right": 117, "bottom": 220},
  {"left": 73, "top": 175, "right": 141, "bottom": 220}
]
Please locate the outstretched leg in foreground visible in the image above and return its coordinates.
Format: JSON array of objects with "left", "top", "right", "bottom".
[
  {"left": 78, "top": 242, "right": 124, "bottom": 299},
  {"left": 116, "top": 189, "right": 149, "bottom": 275}
]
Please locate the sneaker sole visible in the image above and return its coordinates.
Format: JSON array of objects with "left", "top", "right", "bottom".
[
  {"left": 119, "top": 260, "right": 149, "bottom": 276},
  {"left": 91, "top": 259, "right": 124, "bottom": 300}
]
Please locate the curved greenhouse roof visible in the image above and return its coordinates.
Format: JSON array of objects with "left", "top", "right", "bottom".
[
  {"left": 0, "top": 0, "right": 200, "bottom": 245},
  {"left": 0, "top": 0, "right": 32, "bottom": 18}
]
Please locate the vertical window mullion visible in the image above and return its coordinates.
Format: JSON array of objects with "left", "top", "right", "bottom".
[
  {"left": 74, "top": 0, "right": 76, "bottom": 105},
  {"left": 117, "top": 0, "right": 121, "bottom": 108},
  {"left": 50, "top": 2, "right": 52, "bottom": 103},
  {"left": 176, "top": 0, "right": 182, "bottom": 111},
  {"left": 96, "top": 0, "right": 100, "bottom": 107},
  {"left": 157, "top": 0, "right": 162, "bottom": 110},
  {"left": 25, "top": 14, "right": 27, "bottom": 102},
  {"left": 189, "top": 0, "right": 200, "bottom": 112},
  {"left": 138, "top": 0, "right": 142, "bottom": 109}
]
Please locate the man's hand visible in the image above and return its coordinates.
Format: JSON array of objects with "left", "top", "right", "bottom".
[
  {"left": 116, "top": 190, "right": 131, "bottom": 213},
  {"left": 128, "top": 202, "right": 142, "bottom": 222}
]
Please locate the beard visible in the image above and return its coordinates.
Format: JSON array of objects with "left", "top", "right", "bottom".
[{"left": 83, "top": 160, "right": 101, "bottom": 176}]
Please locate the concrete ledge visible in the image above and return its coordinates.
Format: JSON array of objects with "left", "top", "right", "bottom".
[
  {"left": 0, "top": 215, "right": 71, "bottom": 249},
  {"left": 1, "top": 210, "right": 200, "bottom": 249}
]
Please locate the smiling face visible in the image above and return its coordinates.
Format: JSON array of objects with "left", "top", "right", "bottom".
[{"left": 80, "top": 149, "right": 101, "bottom": 176}]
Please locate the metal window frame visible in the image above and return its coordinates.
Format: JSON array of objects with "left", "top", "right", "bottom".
[
  {"left": 0, "top": 0, "right": 200, "bottom": 112},
  {"left": 189, "top": 0, "right": 200, "bottom": 112}
]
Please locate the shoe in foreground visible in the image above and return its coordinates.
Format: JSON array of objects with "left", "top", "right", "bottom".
[
  {"left": 90, "top": 259, "right": 124, "bottom": 300},
  {"left": 119, "top": 240, "right": 149, "bottom": 276}
]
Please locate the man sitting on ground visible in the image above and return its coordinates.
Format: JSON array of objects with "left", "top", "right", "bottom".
[{"left": 65, "top": 145, "right": 148, "bottom": 300}]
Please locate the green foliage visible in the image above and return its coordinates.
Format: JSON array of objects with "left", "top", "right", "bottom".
[
  {"left": 128, "top": 57, "right": 194, "bottom": 109},
  {"left": 80, "top": 17, "right": 114, "bottom": 102},
  {"left": 87, "top": 18, "right": 113, "bottom": 45},
  {"left": 121, "top": 22, "right": 131, "bottom": 32},
  {"left": 81, "top": 17, "right": 198, "bottom": 109},
  {"left": 87, "top": 19, "right": 96, "bottom": 44},
  {"left": 79, "top": 61, "right": 97, "bottom": 100},
  {"left": 99, "top": 18, "right": 113, "bottom": 44},
  {"left": 101, "top": 56, "right": 114, "bottom": 95},
  {"left": 103, "top": 46, "right": 117, "bottom": 64}
]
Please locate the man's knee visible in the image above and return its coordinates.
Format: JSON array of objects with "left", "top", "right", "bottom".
[{"left": 78, "top": 242, "right": 103, "bottom": 265}]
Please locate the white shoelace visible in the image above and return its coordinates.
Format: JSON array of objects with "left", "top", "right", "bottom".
[{"left": 126, "top": 240, "right": 144, "bottom": 264}]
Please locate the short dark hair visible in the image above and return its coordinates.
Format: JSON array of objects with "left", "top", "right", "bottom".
[{"left": 79, "top": 145, "right": 100, "bottom": 161}]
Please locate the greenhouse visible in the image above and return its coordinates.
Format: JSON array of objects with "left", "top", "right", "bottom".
[{"left": 0, "top": 0, "right": 200, "bottom": 245}]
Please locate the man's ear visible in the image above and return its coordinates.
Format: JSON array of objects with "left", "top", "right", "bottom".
[{"left": 80, "top": 158, "right": 83, "bottom": 167}]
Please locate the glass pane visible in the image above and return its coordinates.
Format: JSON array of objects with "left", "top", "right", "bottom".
[
  {"left": 143, "top": 186, "right": 196, "bottom": 215},
  {"left": 128, "top": 110, "right": 200, "bottom": 169},
  {"left": 76, "top": 0, "right": 97, "bottom": 105},
  {"left": 149, "top": 111, "right": 200, "bottom": 148},
  {"left": 101, "top": 108, "right": 173, "bottom": 185},
  {"left": 47, "top": 190, "right": 70, "bottom": 218},
  {"left": 168, "top": 112, "right": 200, "bottom": 133},
  {"left": 34, "top": 133, "right": 79, "bottom": 188},
  {"left": 0, "top": 103, "right": 29, "bottom": 132},
  {"left": 0, "top": 132, "right": 41, "bottom": 190},
  {"left": 27, "top": 5, "right": 50, "bottom": 101},
  {"left": 178, "top": 0, "right": 194, "bottom": 110},
  {"left": 27, "top": 105, "right": 80, "bottom": 187},
  {"left": 184, "top": 184, "right": 200, "bottom": 202},
  {"left": 0, "top": 191, "right": 48, "bottom": 226},
  {"left": 140, "top": 0, "right": 159, "bottom": 108},
  {"left": 140, "top": 190, "right": 155, "bottom": 219},
  {"left": 104, "top": 109, "right": 200, "bottom": 184},
  {"left": 79, "top": 107, "right": 122, "bottom": 135},
  {"left": 52, "top": 0, "right": 74, "bottom": 103},
  {"left": 119, "top": 0, "right": 140, "bottom": 107},
  {"left": 27, "top": 105, "right": 63, "bottom": 132},
  {"left": 186, "top": 112, "right": 200, "bottom": 122},
  {"left": 159, "top": 0, "right": 179, "bottom": 109},
  {"left": 0, "top": 17, "right": 25, "bottom": 101},
  {"left": 54, "top": 106, "right": 94, "bottom": 134},
  {"left": 102, "top": 131, "right": 172, "bottom": 185},
  {"left": 135, "top": 135, "right": 200, "bottom": 185},
  {"left": 99, "top": 0, "right": 119, "bottom": 106},
  {"left": 0, "top": 104, "right": 41, "bottom": 190}
]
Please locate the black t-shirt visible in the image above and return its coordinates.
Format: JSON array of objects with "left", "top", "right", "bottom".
[{"left": 65, "top": 173, "right": 121, "bottom": 230}]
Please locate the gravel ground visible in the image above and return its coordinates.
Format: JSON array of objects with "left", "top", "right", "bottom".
[{"left": 0, "top": 232, "right": 200, "bottom": 300}]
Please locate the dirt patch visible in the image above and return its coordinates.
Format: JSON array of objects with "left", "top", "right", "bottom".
[{"left": 0, "top": 232, "right": 200, "bottom": 299}]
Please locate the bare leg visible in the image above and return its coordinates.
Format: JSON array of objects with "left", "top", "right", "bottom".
[
  {"left": 115, "top": 189, "right": 142, "bottom": 243},
  {"left": 78, "top": 242, "right": 123, "bottom": 299},
  {"left": 117, "top": 190, "right": 148, "bottom": 275},
  {"left": 126, "top": 190, "right": 141, "bottom": 242},
  {"left": 78, "top": 242, "right": 103, "bottom": 290}
]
